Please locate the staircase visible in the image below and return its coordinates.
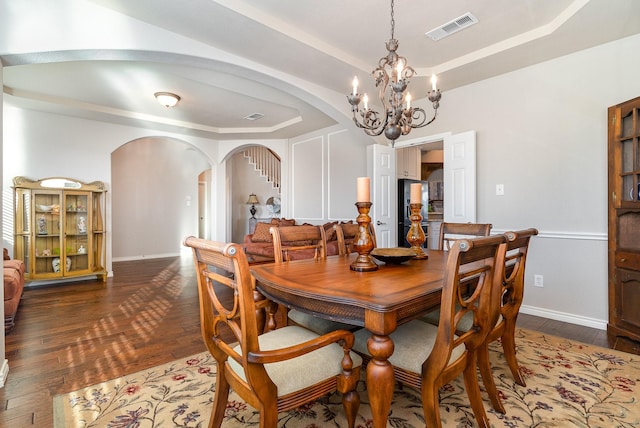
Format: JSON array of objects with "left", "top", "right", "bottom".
[{"left": 243, "top": 146, "right": 281, "bottom": 190}]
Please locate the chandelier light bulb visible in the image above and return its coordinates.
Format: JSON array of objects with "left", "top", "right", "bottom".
[{"left": 431, "top": 74, "right": 438, "bottom": 91}]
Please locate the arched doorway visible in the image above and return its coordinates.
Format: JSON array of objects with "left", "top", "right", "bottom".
[
  {"left": 111, "top": 137, "right": 211, "bottom": 261},
  {"left": 228, "top": 145, "right": 281, "bottom": 244}
]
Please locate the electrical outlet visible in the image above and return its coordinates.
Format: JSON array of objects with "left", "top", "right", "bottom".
[
  {"left": 496, "top": 184, "right": 504, "bottom": 196},
  {"left": 534, "top": 274, "right": 544, "bottom": 287}
]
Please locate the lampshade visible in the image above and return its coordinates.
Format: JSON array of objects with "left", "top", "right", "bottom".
[
  {"left": 246, "top": 194, "right": 259, "bottom": 205},
  {"left": 154, "top": 92, "right": 181, "bottom": 108}
]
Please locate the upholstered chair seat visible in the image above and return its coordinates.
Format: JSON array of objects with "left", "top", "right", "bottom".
[
  {"left": 353, "top": 320, "right": 464, "bottom": 374},
  {"left": 230, "top": 325, "right": 362, "bottom": 396}
]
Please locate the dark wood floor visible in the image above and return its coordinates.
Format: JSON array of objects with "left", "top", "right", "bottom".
[{"left": 1, "top": 256, "right": 638, "bottom": 427}]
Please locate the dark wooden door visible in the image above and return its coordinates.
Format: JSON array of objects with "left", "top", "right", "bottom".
[{"left": 608, "top": 96, "right": 640, "bottom": 345}]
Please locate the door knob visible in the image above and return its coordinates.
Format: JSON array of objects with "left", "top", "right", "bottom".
[{"left": 376, "top": 220, "right": 386, "bottom": 225}]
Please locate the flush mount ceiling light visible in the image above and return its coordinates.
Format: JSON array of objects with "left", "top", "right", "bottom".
[
  {"left": 154, "top": 92, "right": 181, "bottom": 108},
  {"left": 347, "top": 0, "right": 442, "bottom": 147}
]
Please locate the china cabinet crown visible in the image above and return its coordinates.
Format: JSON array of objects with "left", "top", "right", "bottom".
[{"left": 13, "top": 177, "right": 107, "bottom": 282}]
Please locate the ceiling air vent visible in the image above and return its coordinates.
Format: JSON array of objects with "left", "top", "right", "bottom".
[
  {"left": 244, "top": 113, "right": 264, "bottom": 121},
  {"left": 426, "top": 12, "right": 478, "bottom": 41}
]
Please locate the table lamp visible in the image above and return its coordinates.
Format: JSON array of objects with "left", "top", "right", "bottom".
[{"left": 246, "top": 194, "right": 259, "bottom": 219}]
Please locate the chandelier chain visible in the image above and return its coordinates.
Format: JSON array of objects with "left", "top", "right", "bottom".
[{"left": 390, "top": 0, "right": 395, "bottom": 40}]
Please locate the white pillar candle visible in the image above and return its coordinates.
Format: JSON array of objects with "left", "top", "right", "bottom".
[
  {"left": 410, "top": 182, "right": 421, "bottom": 204},
  {"left": 356, "top": 177, "right": 370, "bottom": 202}
]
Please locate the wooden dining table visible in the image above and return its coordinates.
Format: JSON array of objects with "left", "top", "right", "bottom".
[{"left": 251, "top": 250, "right": 449, "bottom": 428}]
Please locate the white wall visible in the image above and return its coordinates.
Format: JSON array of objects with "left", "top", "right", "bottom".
[
  {"left": 1, "top": 107, "right": 228, "bottom": 273},
  {"left": 290, "top": 126, "right": 369, "bottom": 223},
  {"left": 396, "top": 33, "right": 640, "bottom": 328}
]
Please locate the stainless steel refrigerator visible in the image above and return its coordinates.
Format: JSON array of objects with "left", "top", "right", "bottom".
[{"left": 397, "top": 179, "right": 429, "bottom": 248}]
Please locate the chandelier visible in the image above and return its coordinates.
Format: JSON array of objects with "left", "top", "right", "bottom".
[{"left": 347, "top": 0, "right": 441, "bottom": 147}]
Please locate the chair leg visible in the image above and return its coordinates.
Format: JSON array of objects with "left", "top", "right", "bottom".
[
  {"left": 477, "top": 341, "right": 505, "bottom": 414},
  {"left": 339, "top": 366, "right": 361, "bottom": 428},
  {"left": 260, "top": 407, "right": 279, "bottom": 428},
  {"left": 421, "top": 383, "right": 443, "bottom": 427},
  {"left": 209, "top": 370, "right": 230, "bottom": 428},
  {"left": 342, "top": 389, "right": 360, "bottom": 428},
  {"left": 502, "top": 322, "right": 526, "bottom": 386},
  {"left": 462, "top": 353, "right": 490, "bottom": 428}
]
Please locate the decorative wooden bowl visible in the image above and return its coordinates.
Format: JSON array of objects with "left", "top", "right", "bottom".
[{"left": 370, "top": 247, "right": 417, "bottom": 264}]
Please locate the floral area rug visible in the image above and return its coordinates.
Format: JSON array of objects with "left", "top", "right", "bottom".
[{"left": 53, "top": 329, "right": 640, "bottom": 427}]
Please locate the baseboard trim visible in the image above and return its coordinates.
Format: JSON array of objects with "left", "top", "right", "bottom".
[
  {"left": 0, "top": 359, "right": 9, "bottom": 388},
  {"left": 520, "top": 305, "right": 607, "bottom": 331},
  {"left": 112, "top": 252, "right": 181, "bottom": 262}
]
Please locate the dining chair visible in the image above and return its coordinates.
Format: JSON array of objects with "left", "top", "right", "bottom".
[
  {"left": 334, "top": 222, "right": 377, "bottom": 256},
  {"left": 474, "top": 228, "right": 539, "bottom": 412},
  {"left": 353, "top": 235, "right": 507, "bottom": 428},
  {"left": 270, "top": 225, "right": 356, "bottom": 335},
  {"left": 438, "top": 222, "right": 492, "bottom": 250},
  {"left": 183, "top": 236, "right": 361, "bottom": 428},
  {"left": 270, "top": 224, "right": 328, "bottom": 262},
  {"left": 422, "top": 228, "right": 538, "bottom": 414}
]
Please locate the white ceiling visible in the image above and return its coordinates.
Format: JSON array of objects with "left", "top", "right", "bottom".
[{"left": 3, "top": 0, "right": 640, "bottom": 141}]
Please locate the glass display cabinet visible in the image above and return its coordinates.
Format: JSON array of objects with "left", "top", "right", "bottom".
[
  {"left": 13, "top": 177, "right": 107, "bottom": 282},
  {"left": 608, "top": 96, "right": 640, "bottom": 346}
]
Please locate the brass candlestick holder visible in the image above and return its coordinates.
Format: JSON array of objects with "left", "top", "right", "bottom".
[
  {"left": 406, "top": 202, "right": 428, "bottom": 259},
  {"left": 350, "top": 201, "right": 378, "bottom": 271}
]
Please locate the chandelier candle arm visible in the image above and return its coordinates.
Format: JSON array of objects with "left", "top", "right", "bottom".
[{"left": 346, "top": 0, "right": 442, "bottom": 147}]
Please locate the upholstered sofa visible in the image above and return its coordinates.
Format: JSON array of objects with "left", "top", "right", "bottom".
[
  {"left": 242, "top": 218, "right": 353, "bottom": 261},
  {"left": 4, "top": 248, "right": 26, "bottom": 332}
]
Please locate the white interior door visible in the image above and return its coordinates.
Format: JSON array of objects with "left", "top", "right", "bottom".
[
  {"left": 367, "top": 144, "right": 396, "bottom": 247},
  {"left": 443, "top": 131, "right": 476, "bottom": 223}
]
